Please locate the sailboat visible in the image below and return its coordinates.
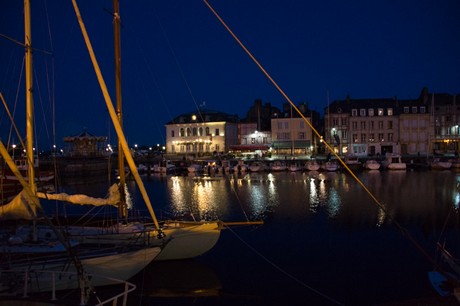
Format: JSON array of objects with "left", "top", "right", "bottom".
[
  {"left": 34, "top": 0, "right": 225, "bottom": 262},
  {"left": 0, "top": 0, "right": 162, "bottom": 297}
]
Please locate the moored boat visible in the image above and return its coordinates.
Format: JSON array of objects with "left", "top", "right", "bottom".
[
  {"left": 383, "top": 154, "right": 406, "bottom": 170},
  {"left": 305, "top": 160, "right": 321, "bottom": 171},
  {"left": 363, "top": 159, "right": 381, "bottom": 170},
  {"left": 430, "top": 158, "right": 452, "bottom": 170}
]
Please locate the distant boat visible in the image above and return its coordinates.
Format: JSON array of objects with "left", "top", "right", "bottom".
[
  {"left": 429, "top": 158, "right": 452, "bottom": 170},
  {"left": 288, "top": 162, "right": 303, "bottom": 172},
  {"left": 249, "top": 161, "right": 267, "bottom": 172},
  {"left": 152, "top": 160, "right": 176, "bottom": 174},
  {"left": 383, "top": 154, "right": 406, "bottom": 170},
  {"left": 187, "top": 163, "right": 203, "bottom": 173},
  {"left": 363, "top": 159, "right": 381, "bottom": 170},
  {"left": 322, "top": 161, "right": 339, "bottom": 172},
  {"left": 344, "top": 154, "right": 362, "bottom": 171},
  {"left": 305, "top": 160, "right": 320, "bottom": 171},
  {"left": 270, "top": 160, "right": 287, "bottom": 172}
]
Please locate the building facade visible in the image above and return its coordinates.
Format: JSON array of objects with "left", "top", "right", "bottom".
[{"left": 165, "top": 108, "right": 239, "bottom": 157}]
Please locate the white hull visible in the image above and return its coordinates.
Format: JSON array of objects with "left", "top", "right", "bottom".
[
  {"left": 288, "top": 164, "right": 303, "bottom": 172},
  {"left": 364, "top": 160, "right": 381, "bottom": 170},
  {"left": 64, "top": 221, "right": 221, "bottom": 261},
  {"left": 430, "top": 161, "right": 452, "bottom": 170},
  {"left": 305, "top": 161, "right": 320, "bottom": 171},
  {"left": 387, "top": 163, "right": 406, "bottom": 170},
  {"left": 11, "top": 246, "right": 160, "bottom": 292},
  {"left": 155, "top": 221, "right": 221, "bottom": 261},
  {"left": 322, "top": 161, "right": 339, "bottom": 172}
]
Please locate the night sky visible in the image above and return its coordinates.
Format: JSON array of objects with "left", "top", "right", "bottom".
[{"left": 1, "top": 0, "right": 459, "bottom": 149}]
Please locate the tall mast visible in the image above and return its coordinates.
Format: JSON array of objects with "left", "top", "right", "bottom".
[
  {"left": 113, "top": 0, "right": 127, "bottom": 219},
  {"left": 24, "top": 0, "right": 35, "bottom": 192}
]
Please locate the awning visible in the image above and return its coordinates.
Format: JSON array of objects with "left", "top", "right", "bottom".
[
  {"left": 229, "top": 145, "right": 269, "bottom": 151},
  {"left": 271, "top": 140, "right": 311, "bottom": 149}
]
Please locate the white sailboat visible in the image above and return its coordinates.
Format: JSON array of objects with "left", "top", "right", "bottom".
[
  {"left": 0, "top": 0, "right": 162, "bottom": 298},
  {"left": 46, "top": 0, "right": 224, "bottom": 262}
]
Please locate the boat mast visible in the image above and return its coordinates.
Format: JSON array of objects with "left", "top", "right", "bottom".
[
  {"left": 113, "top": 0, "right": 127, "bottom": 219},
  {"left": 71, "top": 0, "right": 162, "bottom": 232},
  {"left": 24, "top": 0, "right": 35, "bottom": 193}
]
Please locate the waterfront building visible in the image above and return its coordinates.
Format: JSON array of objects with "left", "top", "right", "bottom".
[
  {"left": 165, "top": 107, "right": 239, "bottom": 158},
  {"left": 271, "top": 103, "right": 317, "bottom": 156},
  {"left": 398, "top": 97, "right": 431, "bottom": 155},
  {"left": 425, "top": 89, "right": 460, "bottom": 155},
  {"left": 325, "top": 97, "right": 400, "bottom": 156},
  {"left": 228, "top": 122, "right": 271, "bottom": 157}
]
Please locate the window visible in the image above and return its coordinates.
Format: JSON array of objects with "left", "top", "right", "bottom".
[
  {"left": 352, "top": 109, "right": 358, "bottom": 117},
  {"left": 361, "top": 134, "right": 366, "bottom": 142},
  {"left": 341, "top": 118, "right": 348, "bottom": 125},
  {"left": 298, "top": 132, "right": 305, "bottom": 139},
  {"left": 378, "top": 121, "right": 383, "bottom": 129},
  {"left": 186, "top": 128, "right": 191, "bottom": 136},
  {"left": 192, "top": 127, "right": 197, "bottom": 136},
  {"left": 404, "top": 107, "right": 409, "bottom": 114},
  {"left": 215, "top": 128, "right": 219, "bottom": 136},
  {"left": 332, "top": 118, "right": 338, "bottom": 126},
  {"left": 251, "top": 138, "right": 255, "bottom": 144},
  {"left": 180, "top": 128, "right": 185, "bottom": 137},
  {"left": 352, "top": 134, "right": 358, "bottom": 142},
  {"left": 352, "top": 122, "right": 358, "bottom": 130},
  {"left": 284, "top": 122, "right": 289, "bottom": 129},
  {"left": 387, "top": 121, "right": 393, "bottom": 129},
  {"left": 171, "top": 130, "right": 175, "bottom": 137},
  {"left": 420, "top": 106, "right": 426, "bottom": 113},
  {"left": 277, "top": 121, "right": 283, "bottom": 129},
  {"left": 360, "top": 121, "right": 366, "bottom": 129},
  {"left": 378, "top": 108, "right": 384, "bottom": 116},
  {"left": 205, "top": 127, "right": 210, "bottom": 135},
  {"left": 378, "top": 133, "right": 384, "bottom": 141},
  {"left": 368, "top": 109, "right": 374, "bottom": 116},
  {"left": 341, "top": 130, "right": 348, "bottom": 140},
  {"left": 388, "top": 133, "right": 393, "bottom": 141},
  {"left": 299, "top": 121, "right": 304, "bottom": 129},
  {"left": 412, "top": 106, "right": 417, "bottom": 114},
  {"left": 369, "top": 133, "right": 374, "bottom": 142},
  {"left": 360, "top": 109, "right": 366, "bottom": 116},
  {"left": 387, "top": 108, "right": 393, "bottom": 116},
  {"left": 370, "top": 121, "right": 374, "bottom": 130},
  {"left": 199, "top": 127, "right": 203, "bottom": 136}
]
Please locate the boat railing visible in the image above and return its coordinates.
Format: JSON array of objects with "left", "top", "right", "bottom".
[{"left": 0, "top": 269, "right": 136, "bottom": 306}]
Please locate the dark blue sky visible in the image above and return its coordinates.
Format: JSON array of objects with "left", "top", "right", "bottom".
[{"left": 1, "top": 0, "right": 459, "bottom": 149}]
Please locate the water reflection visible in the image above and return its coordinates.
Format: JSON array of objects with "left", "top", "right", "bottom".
[
  {"left": 130, "top": 259, "right": 222, "bottom": 298},
  {"left": 151, "top": 170, "right": 460, "bottom": 231}
]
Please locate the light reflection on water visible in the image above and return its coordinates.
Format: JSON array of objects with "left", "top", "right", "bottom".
[{"left": 149, "top": 170, "right": 460, "bottom": 231}]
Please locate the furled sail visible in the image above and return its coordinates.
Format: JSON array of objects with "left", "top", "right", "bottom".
[
  {"left": 37, "top": 183, "right": 120, "bottom": 207},
  {"left": 0, "top": 189, "right": 38, "bottom": 220}
]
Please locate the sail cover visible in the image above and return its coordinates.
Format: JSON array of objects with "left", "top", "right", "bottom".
[
  {"left": 0, "top": 189, "right": 38, "bottom": 220},
  {"left": 37, "top": 183, "right": 120, "bottom": 207}
]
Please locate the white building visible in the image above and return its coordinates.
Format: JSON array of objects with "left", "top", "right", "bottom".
[{"left": 165, "top": 108, "right": 239, "bottom": 157}]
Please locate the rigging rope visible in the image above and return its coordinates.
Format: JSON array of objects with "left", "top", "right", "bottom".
[
  {"left": 225, "top": 225, "right": 345, "bottom": 305},
  {"left": 203, "top": 0, "right": 447, "bottom": 282}
]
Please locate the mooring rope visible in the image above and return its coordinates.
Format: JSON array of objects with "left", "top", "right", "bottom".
[
  {"left": 225, "top": 224, "right": 345, "bottom": 305},
  {"left": 203, "top": 0, "right": 450, "bottom": 289}
]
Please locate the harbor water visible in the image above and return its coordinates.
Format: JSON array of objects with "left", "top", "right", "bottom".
[{"left": 56, "top": 169, "right": 460, "bottom": 305}]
